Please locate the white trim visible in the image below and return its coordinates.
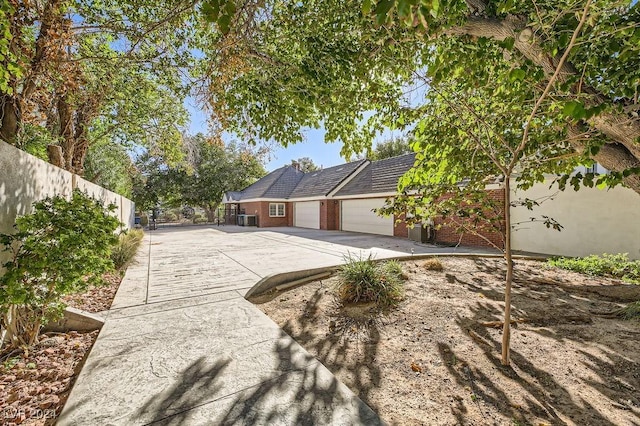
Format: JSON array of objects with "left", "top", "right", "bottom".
[
  {"left": 327, "top": 160, "right": 371, "bottom": 197},
  {"left": 287, "top": 195, "right": 328, "bottom": 202}
]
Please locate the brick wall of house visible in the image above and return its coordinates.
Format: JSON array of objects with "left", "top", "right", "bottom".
[
  {"left": 320, "top": 200, "right": 340, "bottom": 230},
  {"left": 238, "top": 201, "right": 291, "bottom": 227},
  {"left": 433, "top": 189, "right": 505, "bottom": 248},
  {"left": 393, "top": 213, "right": 408, "bottom": 238},
  {"left": 287, "top": 203, "right": 294, "bottom": 227}
]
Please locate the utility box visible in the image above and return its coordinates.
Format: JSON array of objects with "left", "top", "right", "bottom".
[
  {"left": 237, "top": 214, "right": 257, "bottom": 227},
  {"left": 408, "top": 224, "right": 429, "bottom": 243}
]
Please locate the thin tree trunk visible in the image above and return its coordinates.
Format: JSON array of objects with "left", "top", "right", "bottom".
[
  {"left": 502, "top": 177, "right": 513, "bottom": 366},
  {"left": 57, "top": 94, "right": 75, "bottom": 171},
  {"left": 0, "top": 95, "right": 20, "bottom": 143}
]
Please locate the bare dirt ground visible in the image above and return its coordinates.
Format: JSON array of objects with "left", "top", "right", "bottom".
[
  {"left": 256, "top": 257, "right": 640, "bottom": 426},
  {"left": 1, "top": 272, "right": 123, "bottom": 425}
]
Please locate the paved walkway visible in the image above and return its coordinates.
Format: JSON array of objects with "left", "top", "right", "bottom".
[{"left": 58, "top": 226, "right": 492, "bottom": 425}]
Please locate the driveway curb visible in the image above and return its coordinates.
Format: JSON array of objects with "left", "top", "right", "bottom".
[{"left": 245, "top": 253, "right": 549, "bottom": 299}]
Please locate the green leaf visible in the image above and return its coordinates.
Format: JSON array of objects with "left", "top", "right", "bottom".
[
  {"left": 362, "top": 0, "right": 372, "bottom": 15},
  {"left": 218, "top": 14, "right": 232, "bottom": 34},
  {"left": 375, "top": 0, "right": 394, "bottom": 25},
  {"left": 508, "top": 68, "right": 525, "bottom": 82},
  {"left": 562, "top": 101, "right": 586, "bottom": 119},
  {"left": 201, "top": 0, "right": 220, "bottom": 23}
]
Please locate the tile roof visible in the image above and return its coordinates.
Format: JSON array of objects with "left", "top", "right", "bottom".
[
  {"left": 334, "top": 153, "right": 416, "bottom": 196},
  {"left": 236, "top": 166, "right": 304, "bottom": 200},
  {"left": 223, "top": 155, "right": 413, "bottom": 202},
  {"left": 288, "top": 159, "right": 366, "bottom": 198}
]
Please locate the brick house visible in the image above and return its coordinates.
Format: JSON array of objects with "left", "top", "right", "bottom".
[{"left": 223, "top": 153, "right": 506, "bottom": 248}]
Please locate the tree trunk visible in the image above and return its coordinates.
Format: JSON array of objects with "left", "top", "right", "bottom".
[
  {"left": 0, "top": 95, "right": 20, "bottom": 144},
  {"left": 57, "top": 94, "right": 75, "bottom": 171},
  {"left": 501, "top": 177, "right": 513, "bottom": 366},
  {"left": 47, "top": 145, "right": 64, "bottom": 168},
  {"left": 205, "top": 204, "right": 219, "bottom": 222},
  {"left": 447, "top": 13, "right": 640, "bottom": 194}
]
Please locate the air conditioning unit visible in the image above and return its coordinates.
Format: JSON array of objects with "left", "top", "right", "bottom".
[{"left": 408, "top": 223, "right": 435, "bottom": 243}]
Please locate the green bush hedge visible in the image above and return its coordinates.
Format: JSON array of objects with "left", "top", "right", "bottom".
[
  {"left": 548, "top": 253, "right": 640, "bottom": 284},
  {"left": 0, "top": 190, "right": 120, "bottom": 349}
]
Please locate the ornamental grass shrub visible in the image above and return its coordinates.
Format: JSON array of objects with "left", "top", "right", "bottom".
[
  {"left": 336, "top": 255, "right": 405, "bottom": 308},
  {"left": 111, "top": 229, "right": 145, "bottom": 270}
]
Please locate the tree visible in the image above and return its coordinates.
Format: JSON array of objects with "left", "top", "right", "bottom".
[
  {"left": 83, "top": 142, "right": 137, "bottom": 198},
  {"left": 181, "top": 135, "right": 266, "bottom": 221},
  {"left": 198, "top": 0, "right": 639, "bottom": 365},
  {"left": 380, "top": 31, "right": 581, "bottom": 363},
  {"left": 132, "top": 134, "right": 266, "bottom": 220},
  {"left": 291, "top": 157, "right": 319, "bottom": 172},
  {"left": 1, "top": 1, "right": 196, "bottom": 174},
  {"left": 200, "top": 0, "right": 639, "bottom": 194},
  {"left": 371, "top": 137, "right": 412, "bottom": 160}
]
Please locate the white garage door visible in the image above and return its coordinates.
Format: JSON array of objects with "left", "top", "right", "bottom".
[
  {"left": 294, "top": 201, "right": 320, "bottom": 229},
  {"left": 341, "top": 198, "right": 393, "bottom": 236}
]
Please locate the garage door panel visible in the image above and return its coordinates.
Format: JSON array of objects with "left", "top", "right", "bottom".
[
  {"left": 295, "top": 201, "right": 320, "bottom": 229},
  {"left": 341, "top": 199, "right": 393, "bottom": 236}
]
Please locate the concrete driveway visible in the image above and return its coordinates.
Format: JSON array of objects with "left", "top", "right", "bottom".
[
  {"left": 115, "top": 225, "right": 493, "bottom": 306},
  {"left": 59, "top": 226, "right": 491, "bottom": 425}
]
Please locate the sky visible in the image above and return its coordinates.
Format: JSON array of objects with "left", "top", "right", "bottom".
[{"left": 185, "top": 98, "right": 406, "bottom": 172}]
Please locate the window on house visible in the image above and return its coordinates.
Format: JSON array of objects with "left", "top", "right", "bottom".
[{"left": 269, "top": 203, "right": 286, "bottom": 217}]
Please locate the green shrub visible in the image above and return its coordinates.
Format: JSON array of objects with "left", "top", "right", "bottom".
[
  {"left": 111, "top": 229, "right": 145, "bottom": 270},
  {"left": 548, "top": 253, "right": 640, "bottom": 284},
  {"left": 336, "top": 255, "right": 405, "bottom": 307},
  {"left": 140, "top": 215, "right": 149, "bottom": 227},
  {"left": 0, "top": 190, "right": 120, "bottom": 350}
]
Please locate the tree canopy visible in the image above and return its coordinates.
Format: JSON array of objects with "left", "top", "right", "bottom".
[
  {"left": 291, "top": 157, "right": 319, "bottom": 172},
  {"left": 200, "top": 0, "right": 640, "bottom": 194},
  {"left": 131, "top": 134, "right": 266, "bottom": 218},
  {"left": 371, "top": 137, "right": 412, "bottom": 160},
  {"left": 1, "top": 0, "right": 196, "bottom": 175}
]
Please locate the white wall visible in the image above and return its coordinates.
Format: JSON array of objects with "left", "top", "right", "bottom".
[
  {"left": 0, "top": 142, "right": 74, "bottom": 236},
  {"left": 75, "top": 176, "right": 135, "bottom": 231},
  {"left": 0, "top": 141, "right": 135, "bottom": 237},
  {"left": 511, "top": 179, "right": 640, "bottom": 259}
]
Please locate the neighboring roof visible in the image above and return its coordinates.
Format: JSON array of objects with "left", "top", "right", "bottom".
[
  {"left": 334, "top": 153, "right": 416, "bottom": 196},
  {"left": 288, "top": 159, "right": 367, "bottom": 199},
  {"left": 225, "top": 191, "right": 243, "bottom": 202},
  {"left": 235, "top": 166, "right": 304, "bottom": 200}
]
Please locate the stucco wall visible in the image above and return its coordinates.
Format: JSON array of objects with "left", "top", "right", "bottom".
[
  {"left": 0, "top": 141, "right": 135, "bottom": 237},
  {"left": 75, "top": 176, "right": 135, "bottom": 231},
  {"left": 0, "top": 141, "right": 73, "bottom": 236},
  {"left": 511, "top": 179, "right": 640, "bottom": 260}
]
